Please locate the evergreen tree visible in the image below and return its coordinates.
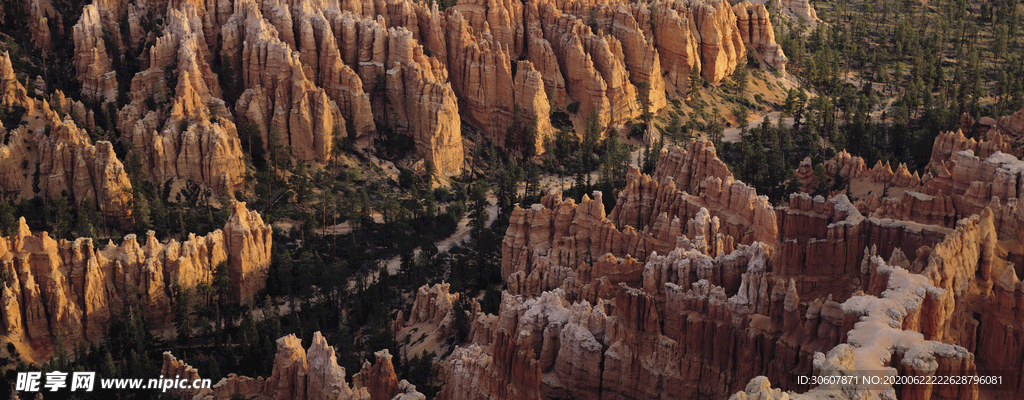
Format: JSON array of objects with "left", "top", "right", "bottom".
[
  {"left": 0, "top": 201, "right": 16, "bottom": 237},
  {"left": 220, "top": 53, "right": 238, "bottom": 104},
  {"left": 76, "top": 198, "right": 101, "bottom": 242},
  {"left": 635, "top": 81, "right": 653, "bottom": 136},
  {"left": 687, "top": 67, "right": 702, "bottom": 100},
  {"left": 262, "top": 295, "right": 281, "bottom": 342},
  {"left": 132, "top": 188, "right": 152, "bottom": 231},
  {"left": 583, "top": 109, "right": 602, "bottom": 175},
  {"left": 173, "top": 284, "right": 195, "bottom": 346},
  {"left": 506, "top": 104, "right": 539, "bottom": 160},
  {"left": 733, "top": 63, "right": 749, "bottom": 94},
  {"left": 53, "top": 193, "right": 73, "bottom": 239},
  {"left": 100, "top": 350, "right": 118, "bottom": 379}
]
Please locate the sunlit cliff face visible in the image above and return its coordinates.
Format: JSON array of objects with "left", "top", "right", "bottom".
[{"left": 2, "top": 0, "right": 1022, "bottom": 398}]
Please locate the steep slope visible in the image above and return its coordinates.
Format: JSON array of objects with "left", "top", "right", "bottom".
[
  {"left": 425, "top": 136, "right": 1023, "bottom": 399},
  {"left": 0, "top": 51, "right": 134, "bottom": 220},
  {"left": 61, "top": 0, "right": 787, "bottom": 179}
]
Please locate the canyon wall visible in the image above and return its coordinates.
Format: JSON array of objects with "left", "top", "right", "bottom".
[
  {"left": 733, "top": 2, "right": 787, "bottom": 73},
  {"left": 0, "top": 51, "right": 134, "bottom": 220},
  {"left": 160, "top": 332, "right": 426, "bottom": 400},
  {"left": 433, "top": 136, "right": 1023, "bottom": 399},
  {"left": 60, "top": 0, "right": 787, "bottom": 178},
  {"left": 72, "top": 3, "right": 118, "bottom": 104},
  {"left": 0, "top": 202, "right": 270, "bottom": 353},
  {"left": 810, "top": 128, "right": 1024, "bottom": 249},
  {"left": 118, "top": 3, "right": 247, "bottom": 194}
]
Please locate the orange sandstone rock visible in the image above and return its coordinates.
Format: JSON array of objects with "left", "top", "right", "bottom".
[{"left": 0, "top": 203, "right": 269, "bottom": 350}]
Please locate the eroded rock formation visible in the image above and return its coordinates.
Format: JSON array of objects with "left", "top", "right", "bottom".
[
  {"left": 0, "top": 202, "right": 270, "bottom": 350},
  {"left": 161, "top": 332, "right": 425, "bottom": 400},
  {"left": 64, "top": 0, "right": 785, "bottom": 172},
  {"left": 229, "top": 0, "right": 345, "bottom": 165},
  {"left": 733, "top": 2, "right": 787, "bottom": 73},
  {"left": 994, "top": 107, "right": 1024, "bottom": 152},
  {"left": 431, "top": 134, "right": 1023, "bottom": 400},
  {"left": 779, "top": 0, "right": 817, "bottom": 23},
  {"left": 0, "top": 51, "right": 134, "bottom": 220},
  {"left": 72, "top": 3, "right": 118, "bottom": 104}
]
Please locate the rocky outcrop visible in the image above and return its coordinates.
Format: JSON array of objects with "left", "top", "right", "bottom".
[
  {"left": 223, "top": 201, "right": 272, "bottom": 302},
  {"left": 228, "top": 0, "right": 345, "bottom": 165},
  {"left": 115, "top": 3, "right": 246, "bottom": 194},
  {"left": 225, "top": 1, "right": 460, "bottom": 173},
  {"left": 161, "top": 352, "right": 205, "bottom": 398},
  {"left": 129, "top": 115, "right": 248, "bottom": 194},
  {"left": 779, "top": 0, "right": 817, "bottom": 24},
  {"left": 994, "top": 107, "right": 1024, "bottom": 152},
  {"left": 920, "top": 140, "right": 1024, "bottom": 221},
  {"left": 445, "top": 10, "right": 516, "bottom": 142},
  {"left": 733, "top": 2, "right": 787, "bottom": 72},
  {"left": 501, "top": 141, "right": 778, "bottom": 303},
  {"left": 59, "top": 0, "right": 788, "bottom": 176},
  {"left": 393, "top": 282, "right": 467, "bottom": 343},
  {"left": 0, "top": 61, "right": 135, "bottom": 219},
  {"left": 436, "top": 329, "right": 542, "bottom": 400},
  {"left": 547, "top": 0, "right": 779, "bottom": 94},
  {"left": 734, "top": 213, "right": 1018, "bottom": 399},
  {"left": 512, "top": 60, "right": 556, "bottom": 152},
  {"left": 647, "top": 0, "right": 702, "bottom": 94},
  {"left": 610, "top": 140, "right": 777, "bottom": 245},
  {"left": 534, "top": 2, "right": 616, "bottom": 130},
  {"left": 436, "top": 136, "right": 1015, "bottom": 400},
  {"left": 293, "top": 1, "right": 376, "bottom": 147},
  {"left": 72, "top": 3, "right": 118, "bottom": 104},
  {"left": 869, "top": 190, "right": 958, "bottom": 227},
  {"left": 805, "top": 129, "right": 1020, "bottom": 232},
  {"left": 606, "top": 4, "right": 667, "bottom": 112},
  {"left": 795, "top": 156, "right": 815, "bottom": 189},
  {"left": 775, "top": 193, "right": 951, "bottom": 296},
  {"left": 0, "top": 51, "right": 32, "bottom": 111},
  {"left": 929, "top": 129, "right": 1012, "bottom": 168},
  {"left": 385, "top": 27, "right": 465, "bottom": 175},
  {"left": 0, "top": 202, "right": 270, "bottom": 350},
  {"left": 523, "top": 1, "right": 568, "bottom": 107},
  {"left": 357, "top": 349, "right": 401, "bottom": 400},
  {"left": 452, "top": 0, "right": 525, "bottom": 59},
  {"left": 406, "top": 283, "right": 459, "bottom": 327},
  {"left": 651, "top": 0, "right": 745, "bottom": 85},
  {"left": 167, "top": 332, "right": 425, "bottom": 400}
]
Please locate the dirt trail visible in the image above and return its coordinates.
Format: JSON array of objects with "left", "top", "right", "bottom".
[{"left": 363, "top": 192, "right": 498, "bottom": 284}]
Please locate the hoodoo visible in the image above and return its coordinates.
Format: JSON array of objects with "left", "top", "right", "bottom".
[{"left": 2, "top": 0, "right": 1022, "bottom": 398}]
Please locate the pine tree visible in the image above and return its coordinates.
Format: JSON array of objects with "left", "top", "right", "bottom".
[
  {"left": 733, "top": 63, "right": 748, "bottom": 94},
  {"left": 53, "top": 193, "right": 73, "bottom": 239},
  {"left": 687, "top": 67, "right": 702, "bottom": 100},
  {"left": 525, "top": 162, "right": 541, "bottom": 199},
  {"left": 220, "top": 53, "right": 238, "bottom": 104},
  {"left": 100, "top": 350, "right": 118, "bottom": 379},
  {"left": 173, "top": 284, "right": 195, "bottom": 346},
  {"left": 635, "top": 81, "right": 653, "bottom": 136},
  {"left": 0, "top": 201, "right": 16, "bottom": 237},
  {"left": 132, "top": 189, "right": 152, "bottom": 231},
  {"left": 150, "top": 193, "right": 168, "bottom": 237},
  {"left": 583, "top": 109, "right": 602, "bottom": 172},
  {"left": 262, "top": 295, "right": 281, "bottom": 341}
]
